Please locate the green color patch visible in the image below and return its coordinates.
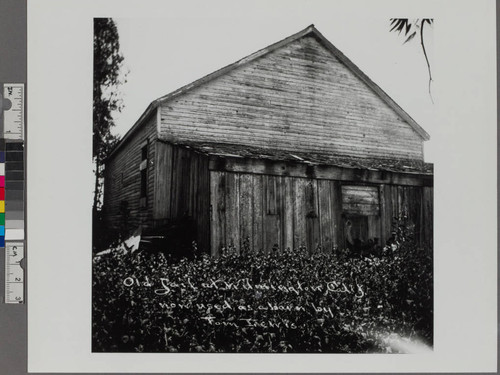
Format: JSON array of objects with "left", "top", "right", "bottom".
[{"left": 0, "top": 213, "right": 5, "bottom": 225}]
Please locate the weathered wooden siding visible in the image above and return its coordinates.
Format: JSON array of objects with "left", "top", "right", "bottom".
[
  {"left": 342, "top": 185, "right": 381, "bottom": 246},
  {"left": 342, "top": 185, "right": 380, "bottom": 216},
  {"left": 209, "top": 170, "right": 433, "bottom": 255},
  {"left": 102, "top": 113, "right": 157, "bottom": 235},
  {"left": 153, "top": 142, "right": 210, "bottom": 251},
  {"left": 378, "top": 184, "right": 433, "bottom": 248},
  {"left": 209, "top": 156, "right": 433, "bottom": 187},
  {"left": 159, "top": 35, "right": 424, "bottom": 161},
  {"left": 422, "top": 187, "right": 433, "bottom": 249}
]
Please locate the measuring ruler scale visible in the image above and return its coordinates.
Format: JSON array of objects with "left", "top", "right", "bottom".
[
  {"left": 2, "top": 83, "right": 25, "bottom": 304},
  {"left": 3, "top": 84, "right": 24, "bottom": 139},
  {"left": 5, "top": 242, "right": 23, "bottom": 303}
]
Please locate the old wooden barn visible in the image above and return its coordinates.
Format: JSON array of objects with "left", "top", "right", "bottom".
[{"left": 102, "top": 25, "right": 433, "bottom": 256}]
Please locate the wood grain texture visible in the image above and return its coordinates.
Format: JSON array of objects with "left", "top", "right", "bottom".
[
  {"left": 367, "top": 215, "right": 381, "bottom": 241},
  {"left": 379, "top": 185, "right": 433, "bottom": 248},
  {"left": 209, "top": 156, "right": 433, "bottom": 187},
  {"left": 341, "top": 185, "right": 380, "bottom": 215},
  {"left": 102, "top": 112, "right": 157, "bottom": 235},
  {"left": 292, "top": 178, "right": 308, "bottom": 249},
  {"left": 305, "top": 179, "right": 320, "bottom": 253},
  {"left": 104, "top": 29, "right": 434, "bottom": 253},
  {"left": 239, "top": 173, "right": 254, "bottom": 253},
  {"left": 210, "top": 171, "right": 226, "bottom": 256},
  {"left": 422, "top": 186, "right": 433, "bottom": 249},
  {"left": 107, "top": 131, "right": 432, "bottom": 255},
  {"left": 208, "top": 170, "right": 432, "bottom": 254},
  {"left": 252, "top": 174, "right": 264, "bottom": 252},
  {"left": 153, "top": 142, "right": 173, "bottom": 219},
  {"left": 159, "top": 36, "right": 424, "bottom": 161},
  {"left": 379, "top": 184, "right": 391, "bottom": 246},
  {"left": 282, "top": 177, "right": 295, "bottom": 251},
  {"left": 318, "top": 180, "right": 334, "bottom": 252},
  {"left": 264, "top": 175, "right": 281, "bottom": 252},
  {"left": 196, "top": 154, "right": 211, "bottom": 251},
  {"left": 331, "top": 181, "right": 343, "bottom": 252},
  {"left": 151, "top": 143, "right": 211, "bottom": 251},
  {"left": 225, "top": 172, "right": 240, "bottom": 252}
]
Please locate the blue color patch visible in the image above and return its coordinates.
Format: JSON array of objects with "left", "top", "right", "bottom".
[
  {"left": 0, "top": 226, "right": 5, "bottom": 236},
  {"left": 0, "top": 152, "right": 5, "bottom": 163},
  {"left": 0, "top": 236, "right": 5, "bottom": 247}
]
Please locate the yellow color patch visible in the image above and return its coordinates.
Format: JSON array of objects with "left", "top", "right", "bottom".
[{"left": 0, "top": 201, "right": 5, "bottom": 213}]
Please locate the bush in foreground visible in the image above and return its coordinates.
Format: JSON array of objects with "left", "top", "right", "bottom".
[{"left": 92, "top": 244, "right": 432, "bottom": 353}]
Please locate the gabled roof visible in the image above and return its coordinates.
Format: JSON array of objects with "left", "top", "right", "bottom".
[{"left": 108, "top": 25, "right": 430, "bottom": 159}]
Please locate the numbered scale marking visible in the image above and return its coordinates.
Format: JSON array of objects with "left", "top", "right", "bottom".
[
  {"left": 3, "top": 84, "right": 24, "bottom": 140},
  {"left": 5, "top": 242, "right": 23, "bottom": 303},
  {"left": 2, "top": 83, "right": 25, "bottom": 304}
]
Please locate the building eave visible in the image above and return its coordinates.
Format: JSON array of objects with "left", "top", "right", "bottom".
[{"left": 107, "top": 24, "right": 430, "bottom": 161}]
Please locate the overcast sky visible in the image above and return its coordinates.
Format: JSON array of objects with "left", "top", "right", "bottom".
[{"left": 112, "top": 13, "right": 434, "bottom": 161}]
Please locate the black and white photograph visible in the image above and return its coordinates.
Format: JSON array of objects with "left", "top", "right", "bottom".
[
  {"left": 26, "top": 0, "right": 497, "bottom": 372},
  {"left": 92, "top": 17, "right": 434, "bottom": 354}
]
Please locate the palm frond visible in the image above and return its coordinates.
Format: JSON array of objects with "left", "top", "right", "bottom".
[{"left": 404, "top": 31, "right": 416, "bottom": 44}]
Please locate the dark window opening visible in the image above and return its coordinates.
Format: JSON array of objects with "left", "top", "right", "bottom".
[
  {"left": 140, "top": 170, "right": 147, "bottom": 197},
  {"left": 341, "top": 185, "right": 381, "bottom": 256}
]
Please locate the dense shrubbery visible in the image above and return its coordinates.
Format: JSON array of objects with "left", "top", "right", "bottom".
[{"left": 92, "top": 238, "right": 432, "bottom": 353}]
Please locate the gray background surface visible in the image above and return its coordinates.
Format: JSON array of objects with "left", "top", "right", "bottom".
[
  {"left": 0, "top": 0, "right": 497, "bottom": 374},
  {"left": 0, "top": 1, "right": 27, "bottom": 375}
]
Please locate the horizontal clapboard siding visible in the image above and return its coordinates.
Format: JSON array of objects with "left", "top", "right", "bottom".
[
  {"left": 342, "top": 185, "right": 380, "bottom": 215},
  {"left": 102, "top": 112, "right": 157, "bottom": 235},
  {"left": 160, "top": 36, "right": 423, "bottom": 161}
]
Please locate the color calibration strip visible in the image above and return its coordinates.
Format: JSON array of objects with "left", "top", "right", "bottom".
[
  {"left": 2, "top": 83, "right": 25, "bottom": 304},
  {"left": 0, "top": 140, "right": 25, "bottom": 246},
  {"left": 4, "top": 141, "right": 24, "bottom": 242}
]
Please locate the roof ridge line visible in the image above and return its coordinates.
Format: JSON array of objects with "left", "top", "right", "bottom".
[
  {"left": 155, "top": 24, "right": 317, "bottom": 104},
  {"left": 107, "top": 24, "right": 429, "bottom": 160}
]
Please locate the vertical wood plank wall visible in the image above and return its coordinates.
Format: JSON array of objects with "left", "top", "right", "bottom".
[
  {"left": 153, "top": 142, "right": 210, "bottom": 251},
  {"left": 210, "top": 170, "right": 433, "bottom": 255}
]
